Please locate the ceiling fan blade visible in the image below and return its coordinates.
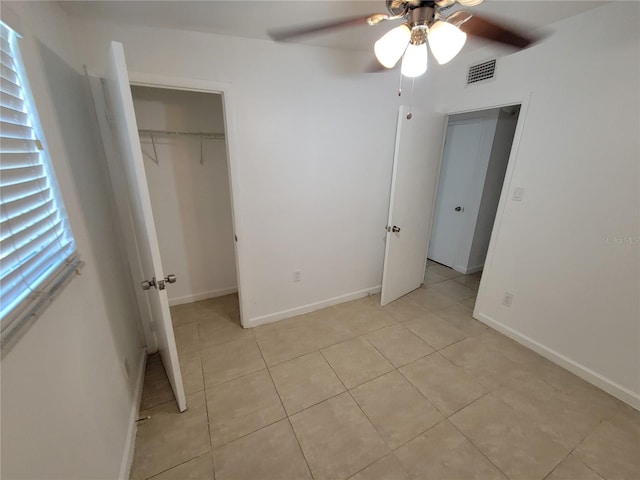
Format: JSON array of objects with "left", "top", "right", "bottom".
[
  {"left": 459, "top": 14, "right": 534, "bottom": 49},
  {"left": 366, "top": 58, "right": 393, "bottom": 73},
  {"left": 268, "top": 14, "right": 382, "bottom": 42}
]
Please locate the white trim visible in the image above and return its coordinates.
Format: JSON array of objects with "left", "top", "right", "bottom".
[
  {"left": 125, "top": 71, "right": 249, "bottom": 329},
  {"left": 475, "top": 312, "right": 640, "bottom": 410},
  {"left": 168, "top": 287, "right": 238, "bottom": 307},
  {"left": 118, "top": 348, "right": 147, "bottom": 480},
  {"left": 439, "top": 95, "right": 531, "bottom": 313},
  {"left": 247, "top": 286, "right": 382, "bottom": 328}
]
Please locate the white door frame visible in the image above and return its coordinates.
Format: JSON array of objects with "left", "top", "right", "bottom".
[
  {"left": 127, "top": 72, "right": 249, "bottom": 327},
  {"left": 429, "top": 94, "right": 532, "bottom": 316}
]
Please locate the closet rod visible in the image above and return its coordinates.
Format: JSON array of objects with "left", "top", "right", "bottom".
[{"left": 138, "top": 129, "right": 225, "bottom": 140}]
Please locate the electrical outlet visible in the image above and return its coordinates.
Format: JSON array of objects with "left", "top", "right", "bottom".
[
  {"left": 512, "top": 187, "right": 524, "bottom": 201},
  {"left": 293, "top": 270, "right": 302, "bottom": 282},
  {"left": 502, "top": 292, "right": 514, "bottom": 307}
]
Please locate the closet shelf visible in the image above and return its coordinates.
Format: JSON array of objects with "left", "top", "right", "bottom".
[
  {"left": 138, "top": 129, "right": 225, "bottom": 165},
  {"left": 138, "top": 129, "right": 225, "bottom": 140}
]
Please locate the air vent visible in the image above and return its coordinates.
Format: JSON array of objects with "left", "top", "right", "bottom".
[{"left": 467, "top": 59, "right": 496, "bottom": 85}]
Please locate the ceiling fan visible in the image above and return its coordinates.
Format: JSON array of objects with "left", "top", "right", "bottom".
[{"left": 268, "top": 0, "right": 535, "bottom": 78}]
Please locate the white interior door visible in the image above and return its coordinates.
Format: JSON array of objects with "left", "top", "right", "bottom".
[
  {"left": 104, "top": 41, "right": 186, "bottom": 411},
  {"left": 381, "top": 106, "right": 438, "bottom": 306},
  {"left": 428, "top": 119, "right": 483, "bottom": 268}
]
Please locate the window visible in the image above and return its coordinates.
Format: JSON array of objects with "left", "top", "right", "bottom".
[{"left": 1, "top": 21, "right": 81, "bottom": 348}]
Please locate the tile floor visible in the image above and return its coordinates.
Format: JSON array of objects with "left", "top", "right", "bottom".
[{"left": 130, "top": 263, "right": 639, "bottom": 480}]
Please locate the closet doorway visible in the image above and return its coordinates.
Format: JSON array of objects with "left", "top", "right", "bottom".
[
  {"left": 427, "top": 105, "right": 521, "bottom": 276},
  {"left": 130, "top": 85, "right": 242, "bottom": 332}
]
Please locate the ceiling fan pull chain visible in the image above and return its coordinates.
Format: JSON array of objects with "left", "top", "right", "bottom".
[
  {"left": 406, "top": 77, "right": 416, "bottom": 120},
  {"left": 397, "top": 67, "right": 403, "bottom": 96}
]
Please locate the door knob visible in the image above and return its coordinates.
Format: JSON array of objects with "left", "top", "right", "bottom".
[
  {"left": 455, "top": 206, "right": 463, "bottom": 212},
  {"left": 141, "top": 274, "right": 177, "bottom": 291}
]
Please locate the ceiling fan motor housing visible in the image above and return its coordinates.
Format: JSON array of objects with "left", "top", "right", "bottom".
[{"left": 407, "top": 5, "right": 436, "bottom": 29}]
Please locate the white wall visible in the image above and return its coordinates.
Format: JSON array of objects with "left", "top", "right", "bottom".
[
  {"left": 428, "top": 3, "right": 640, "bottom": 406},
  {"left": 131, "top": 87, "right": 237, "bottom": 305},
  {"left": 468, "top": 107, "right": 519, "bottom": 271},
  {"left": 70, "top": 17, "right": 427, "bottom": 326},
  {"left": 1, "top": 2, "right": 145, "bottom": 479}
]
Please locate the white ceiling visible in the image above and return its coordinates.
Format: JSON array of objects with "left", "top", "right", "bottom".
[{"left": 60, "top": 1, "right": 603, "bottom": 52}]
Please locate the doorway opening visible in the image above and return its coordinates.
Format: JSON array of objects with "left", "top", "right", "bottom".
[
  {"left": 426, "top": 104, "right": 521, "bottom": 295},
  {"left": 129, "top": 85, "right": 242, "bottom": 385}
]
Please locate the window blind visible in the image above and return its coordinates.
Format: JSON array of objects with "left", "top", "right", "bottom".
[{"left": 1, "top": 21, "right": 80, "bottom": 344}]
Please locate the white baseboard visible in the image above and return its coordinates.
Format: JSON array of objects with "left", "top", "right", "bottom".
[
  {"left": 246, "top": 286, "right": 382, "bottom": 328},
  {"left": 168, "top": 287, "right": 238, "bottom": 306},
  {"left": 118, "top": 348, "right": 147, "bottom": 480},
  {"left": 475, "top": 312, "right": 640, "bottom": 410}
]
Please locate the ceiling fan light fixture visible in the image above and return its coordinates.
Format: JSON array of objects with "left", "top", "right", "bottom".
[
  {"left": 374, "top": 24, "right": 411, "bottom": 68},
  {"left": 428, "top": 20, "right": 467, "bottom": 65},
  {"left": 401, "top": 41, "right": 428, "bottom": 78}
]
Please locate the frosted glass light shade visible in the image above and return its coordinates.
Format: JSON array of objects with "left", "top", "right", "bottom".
[
  {"left": 428, "top": 21, "right": 467, "bottom": 65},
  {"left": 374, "top": 24, "right": 411, "bottom": 68},
  {"left": 401, "top": 42, "right": 428, "bottom": 77}
]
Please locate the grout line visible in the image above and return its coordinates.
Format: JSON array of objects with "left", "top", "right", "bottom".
[
  {"left": 447, "top": 419, "right": 511, "bottom": 479},
  {"left": 143, "top": 453, "right": 211, "bottom": 480},
  {"left": 286, "top": 417, "right": 316, "bottom": 479},
  {"left": 255, "top": 340, "right": 288, "bottom": 416}
]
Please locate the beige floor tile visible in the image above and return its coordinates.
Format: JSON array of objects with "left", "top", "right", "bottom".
[
  {"left": 424, "top": 263, "right": 463, "bottom": 279},
  {"left": 403, "top": 288, "right": 459, "bottom": 312},
  {"left": 270, "top": 351, "right": 345, "bottom": 415},
  {"left": 206, "top": 369, "right": 285, "bottom": 448},
  {"left": 461, "top": 296, "right": 477, "bottom": 308},
  {"left": 426, "top": 279, "right": 477, "bottom": 302},
  {"left": 395, "top": 420, "right": 506, "bottom": 480},
  {"left": 198, "top": 315, "right": 254, "bottom": 350},
  {"left": 148, "top": 454, "right": 214, "bottom": 480},
  {"left": 348, "top": 454, "right": 412, "bottom": 480},
  {"left": 400, "top": 353, "right": 487, "bottom": 416},
  {"left": 440, "top": 336, "right": 529, "bottom": 389},
  {"left": 350, "top": 371, "right": 443, "bottom": 449},
  {"left": 255, "top": 319, "right": 318, "bottom": 366},
  {"left": 424, "top": 268, "right": 452, "bottom": 285},
  {"left": 200, "top": 293, "right": 240, "bottom": 321},
  {"left": 179, "top": 354, "right": 204, "bottom": 394},
  {"left": 173, "top": 323, "right": 199, "bottom": 360},
  {"left": 170, "top": 301, "right": 210, "bottom": 327},
  {"left": 477, "top": 329, "right": 548, "bottom": 369},
  {"left": 290, "top": 392, "right": 389, "bottom": 480},
  {"left": 131, "top": 392, "right": 210, "bottom": 480},
  {"left": 213, "top": 419, "right": 311, "bottom": 480},
  {"left": 450, "top": 393, "right": 569, "bottom": 480},
  {"left": 573, "top": 406, "right": 640, "bottom": 480},
  {"left": 307, "top": 309, "right": 357, "bottom": 348},
  {"left": 140, "top": 355, "right": 174, "bottom": 411},
  {"left": 321, "top": 337, "right": 393, "bottom": 389},
  {"left": 454, "top": 274, "right": 481, "bottom": 291},
  {"left": 364, "top": 324, "right": 433, "bottom": 367},
  {"left": 494, "top": 377, "right": 619, "bottom": 450},
  {"left": 545, "top": 454, "right": 604, "bottom": 480},
  {"left": 432, "top": 304, "right": 487, "bottom": 336},
  {"left": 334, "top": 301, "right": 397, "bottom": 336},
  {"left": 382, "top": 297, "right": 431, "bottom": 322},
  {"left": 201, "top": 338, "right": 265, "bottom": 387},
  {"left": 404, "top": 312, "right": 468, "bottom": 350}
]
